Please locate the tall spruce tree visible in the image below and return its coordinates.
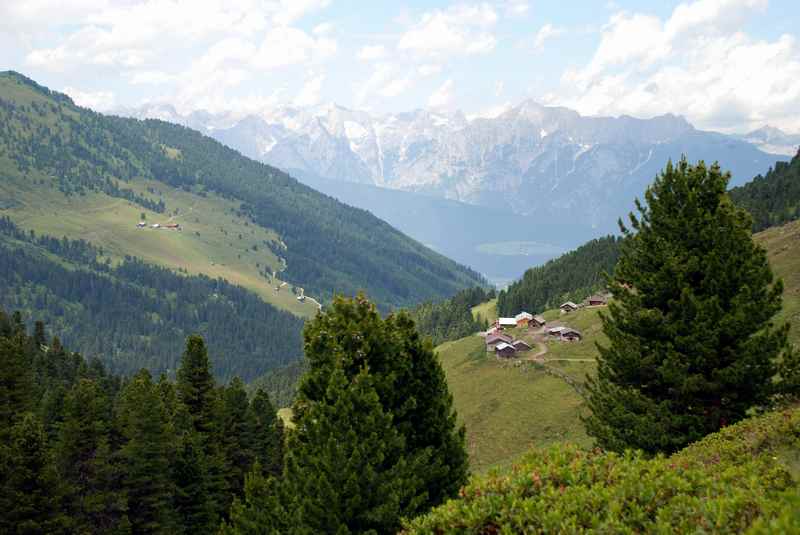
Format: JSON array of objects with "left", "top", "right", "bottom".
[
  {"left": 225, "top": 368, "right": 427, "bottom": 535},
  {"left": 118, "top": 370, "right": 177, "bottom": 534},
  {"left": 173, "top": 430, "right": 216, "bottom": 533},
  {"left": 0, "top": 333, "right": 34, "bottom": 439},
  {"left": 177, "top": 335, "right": 217, "bottom": 437},
  {"left": 221, "top": 377, "right": 255, "bottom": 501},
  {"left": 248, "top": 388, "right": 284, "bottom": 478},
  {"left": 296, "top": 295, "right": 468, "bottom": 510},
  {"left": 585, "top": 158, "right": 799, "bottom": 455},
  {"left": 175, "top": 335, "right": 227, "bottom": 523},
  {"left": 57, "top": 379, "right": 128, "bottom": 533},
  {"left": 1, "top": 412, "right": 69, "bottom": 534}
]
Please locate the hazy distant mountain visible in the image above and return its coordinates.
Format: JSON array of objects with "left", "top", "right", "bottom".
[
  {"left": 117, "top": 101, "right": 786, "bottom": 282},
  {"left": 735, "top": 125, "right": 800, "bottom": 156}
]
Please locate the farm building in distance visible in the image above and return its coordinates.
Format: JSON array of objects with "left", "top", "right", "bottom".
[
  {"left": 486, "top": 332, "right": 513, "bottom": 350},
  {"left": 494, "top": 342, "right": 517, "bottom": 358},
  {"left": 511, "top": 340, "right": 532, "bottom": 351},
  {"left": 514, "top": 311, "right": 533, "bottom": 327},
  {"left": 560, "top": 301, "right": 579, "bottom": 313},
  {"left": 586, "top": 294, "right": 608, "bottom": 306},
  {"left": 529, "top": 314, "right": 546, "bottom": 328},
  {"left": 548, "top": 326, "right": 582, "bottom": 342},
  {"left": 497, "top": 317, "right": 517, "bottom": 328}
]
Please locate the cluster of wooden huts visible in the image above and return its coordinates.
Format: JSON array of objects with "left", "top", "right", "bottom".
[
  {"left": 559, "top": 293, "right": 610, "bottom": 314},
  {"left": 478, "top": 296, "right": 608, "bottom": 359}
]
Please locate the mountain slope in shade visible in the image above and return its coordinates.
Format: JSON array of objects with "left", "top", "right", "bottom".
[{"left": 0, "top": 71, "right": 485, "bottom": 310}]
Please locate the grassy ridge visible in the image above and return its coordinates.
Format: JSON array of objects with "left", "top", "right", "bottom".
[
  {"left": 442, "top": 219, "right": 800, "bottom": 472},
  {"left": 0, "top": 174, "right": 319, "bottom": 317}
]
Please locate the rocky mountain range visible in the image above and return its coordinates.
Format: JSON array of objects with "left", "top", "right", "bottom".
[
  {"left": 735, "top": 125, "right": 800, "bottom": 157},
  {"left": 115, "top": 101, "right": 789, "bottom": 283}
]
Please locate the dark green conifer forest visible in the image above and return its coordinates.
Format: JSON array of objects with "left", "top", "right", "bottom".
[
  {"left": 0, "top": 310, "right": 285, "bottom": 534},
  {"left": 0, "top": 216, "right": 304, "bottom": 382}
]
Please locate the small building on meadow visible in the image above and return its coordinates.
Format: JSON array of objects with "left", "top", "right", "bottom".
[
  {"left": 548, "top": 326, "right": 567, "bottom": 337},
  {"left": 497, "top": 317, "right": 517, "bottom": 328},
  {"left": 548, "top": 325, "right": 582, "bottom": 341},
  {"left": 514, "top": 311, "right": 534, "bottom": 327},
  {"left": 561, "top": 328, "right": 583, "bottom": 342},
  {"left": 486, "top": 332, "right": 513, "bottom": 350},
  {"left": 494, "top": 342, "right": 517, "bottom": 358},
  {"left": 560, "top": 301, "right": 579, "bottom": 313},
  {"left": 587, "top": 294, "right": 608, "bottom": 306},
  {"left": 511, "top": 339, "right": 532, "bottom": 352},
  {"left": 529, "top": 315, "right": 546, "bottom": 328}
]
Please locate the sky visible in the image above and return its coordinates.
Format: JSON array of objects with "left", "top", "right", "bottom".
[{"left": 2, "top": 0, "right": 799, "bottom": 133}]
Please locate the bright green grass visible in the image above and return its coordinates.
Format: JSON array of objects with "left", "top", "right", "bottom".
[
  {"left": 447, "top": 219, "right": 800, "bottom": 473},
  {"left": 756, "top": 219, "right": 800, "bottom": 346},
  {"left": 471, "top": 298, "right": 497, "bottom": 323},
  {"left": 0, "top": 172, "right": 320, "bottom": 317},
  {"left": 436, "top": 335, "right": 590, "bottom": 473}
]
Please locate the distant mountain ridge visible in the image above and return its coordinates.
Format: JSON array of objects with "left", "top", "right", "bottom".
[
  {"left": 117, "top": 100, "right": 785, "bottom": 237},
  {"left": 735, "top": 125, "right": 800, "bottom": 156},
  {"left": 0, "top": 71, "right": 485, "bottom": 310}
]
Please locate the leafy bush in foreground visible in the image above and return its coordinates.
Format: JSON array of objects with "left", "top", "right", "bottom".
[{"left": 403, "top": 406, "right": 800, "bottom": 534}]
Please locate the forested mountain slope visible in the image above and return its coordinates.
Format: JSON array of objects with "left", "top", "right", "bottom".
[
  {"left": 497, "top": 236, "right": 622, "bottom": 316},
  {"left": 0, "top": 216, "right": 303, "bottom": 381},
  {"left": 0, "top": 71, "right": 484, "bottom": 311},
  {"left": 730, "top": 148, "right": 800, "bottom": 232}
]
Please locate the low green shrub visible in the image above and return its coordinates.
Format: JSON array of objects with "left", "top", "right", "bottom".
[{"left": 403, "top": 406, "right": 800, "bottom": 534}]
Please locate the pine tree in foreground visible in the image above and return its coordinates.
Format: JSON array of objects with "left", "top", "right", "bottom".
[
  {"left": 248, "top": 388, "right": 285, "bottom": 478},
  {"left": 297, "top": 295, "right": 468, "bottom": 509},
  {"left": 175, "top": 335, "right": 228, "bottom": 523},
  {"left": 224, "top": 368, "right": 427, "bottom": 535},
  {"left": 118, "top": 369, "right": 177, "bottom": 534},
  {"left": 57, "top": 379, "right": 128, "bottom": 533},
  {"left": 585, "top": 158, "right": 800, "bottom": 455},
  {"left": 1, "top": 412, "right": 69, "bottom": 534}
]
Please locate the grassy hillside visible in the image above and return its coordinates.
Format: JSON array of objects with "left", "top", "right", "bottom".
[
  {"left": 443, "top": 219, "right": 800, "bottom": 472},
  {"left": 0, "top": 71, "right": 484, "bottom": 313},
  {"left": 0, "top": 217, "right": 304, "bottom": 381},
  {"left": 1, "top": 174, "right": 318, "bottom": 316},
  {"left": 404, "top": 404, "right": 800, "bottom": 533}
]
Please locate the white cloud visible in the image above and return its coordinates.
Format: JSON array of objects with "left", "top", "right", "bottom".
[
  {"left": 417, "top": 64, "right": 442, "bottom": 77},
  {"left": 503, "top": 0, "right": 530, "bottom": 16},
  {"left": 428, "top": 79, "right": 454, "bottom": 108},
  {"left": 380, "top": 77, "right": 414, "bottom": 98},
  {"left": 312, "top": 22, "right": 334, "bottom": 35},
  {"left": 22, "top": 0, "right": 333, "bottom": 73},
  {"left": 532, "top": 24, "right": 566, "bottom": 52},
  {"left": 293, "top": 74, "right": 325, "bottom": 107},
  {"left": 128, "top": 70, "right": 176, "bottom": 85},
  {"left": 398, "top": 3, "right": 498, "bottom": 59},
  {"left": 549, "top": 0, "right": 800, "bottom": 132},
  {"left": 272, "top": 0, "right": 331, "bottom": 26},
  {"left": 355, "top": 63, "right": 394, "bottom": 106},
  {"left": 357, "top": 45, "right": 386, "bottom": 61},
  {"left": 63, "top": 85, "right": 116, "bottom": 111},
  {"left": 494, "top": 80, "right": 505, "bottom": 97}
]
